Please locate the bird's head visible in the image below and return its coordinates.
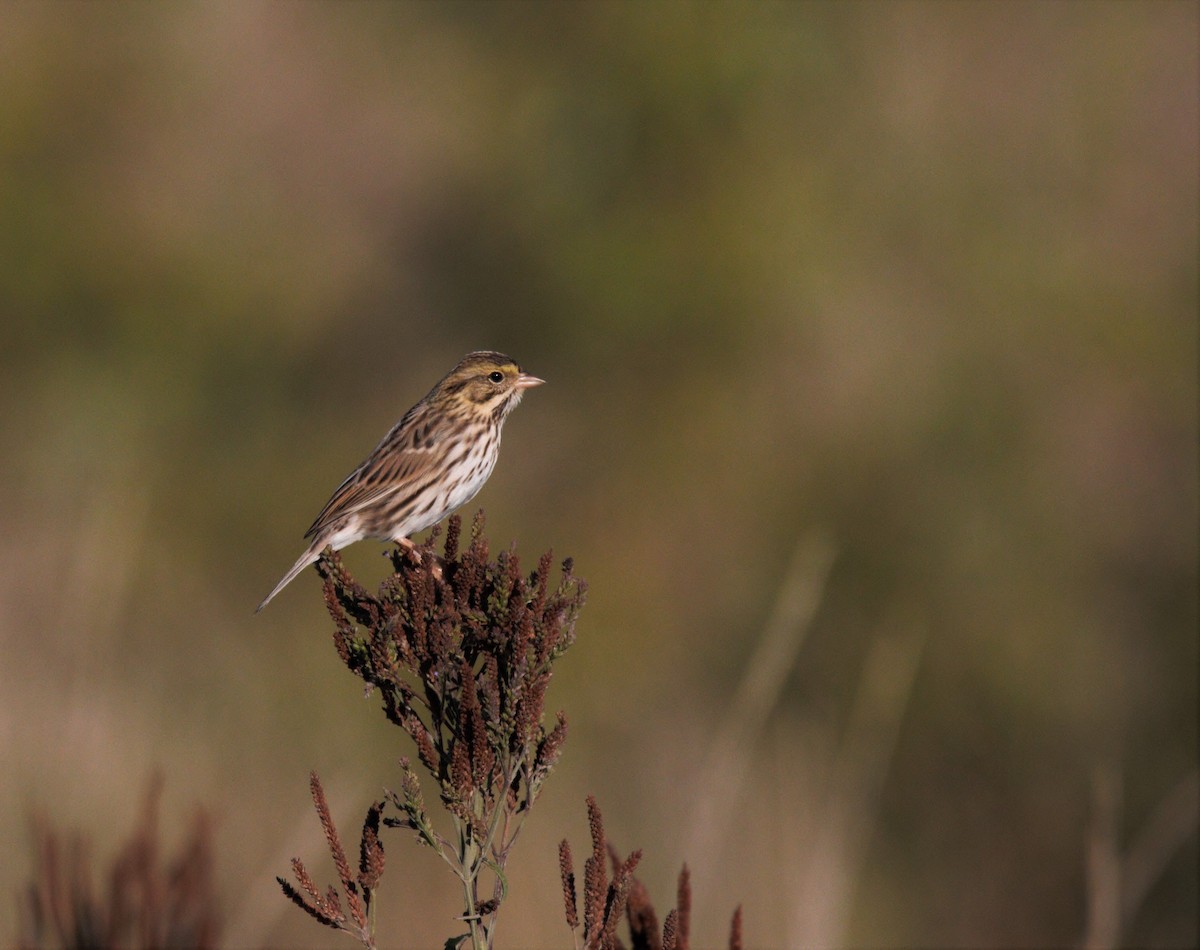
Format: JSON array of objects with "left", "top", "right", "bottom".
[{"left": 435, "top": 351, "right": 544, "bottom": 421}]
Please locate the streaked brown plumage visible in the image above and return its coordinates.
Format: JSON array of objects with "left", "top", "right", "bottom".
[{"left": 257, "top": 351, "right": 543, "bottom": 611}]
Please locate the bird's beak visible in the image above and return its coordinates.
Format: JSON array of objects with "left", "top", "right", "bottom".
[{"left": 515, "top": 373, "right": 545, "bottom": 389}]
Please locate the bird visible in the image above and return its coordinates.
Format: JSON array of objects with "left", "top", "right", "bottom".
[{"left": 257, "top": 351, "right": 544, "bottom": 611}]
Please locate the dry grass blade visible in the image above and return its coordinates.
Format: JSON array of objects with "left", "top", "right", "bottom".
[
  {"left": 788, "top": 622, "right": 925, "bottom": 946},
  {"left": 686, "top": 531, "right": 835, "bottom": 872},
  {"left": 1084, "top": 766, "right": 1200, "bottom": 949}
]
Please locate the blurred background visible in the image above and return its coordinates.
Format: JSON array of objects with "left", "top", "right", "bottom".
[{"left": 1, "top": 3, "right": 1195, "bottom": 947}]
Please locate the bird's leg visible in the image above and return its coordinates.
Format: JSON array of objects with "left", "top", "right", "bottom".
[
  {"left": 390, "top": 534, "right": 444, "bottom": 581},
  {"left": 394, "top": 535, "right": 422, "bottom": 563}
]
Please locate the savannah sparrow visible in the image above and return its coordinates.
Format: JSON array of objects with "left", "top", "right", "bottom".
[{"left": 257, "top": 351, "right": 544, "bottom": 611}]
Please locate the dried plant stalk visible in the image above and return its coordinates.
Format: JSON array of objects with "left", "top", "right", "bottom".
[
  {"left": 280, "top": 512, "right": 586, "bottom": 950},
  {"left": 17, "top": 776, "right": 219, "bottom": 950},
  {"left": 559, "top": 797, "right": 743, "bottom": 950}
]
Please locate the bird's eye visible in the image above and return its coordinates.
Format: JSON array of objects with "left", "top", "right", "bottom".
[{"left": 488, "top": 371, "right": 504, "bottom": 383}]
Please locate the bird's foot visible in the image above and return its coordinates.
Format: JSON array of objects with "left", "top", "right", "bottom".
[{"left": 399, "top": 537, "right": 422, "bottom": 562}]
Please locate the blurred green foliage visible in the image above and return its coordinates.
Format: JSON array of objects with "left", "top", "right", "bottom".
[{"left": 1, "top": 3, "right": 1195, "bottom": 947}]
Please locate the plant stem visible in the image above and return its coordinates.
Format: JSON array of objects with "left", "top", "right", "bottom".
[{"left": 459, "top": 815, "right": 484, "bottom": 950}]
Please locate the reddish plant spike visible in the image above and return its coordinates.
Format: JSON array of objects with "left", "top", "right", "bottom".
[
  {"left": 365, "top": 635, "right": 386, "bottom": 686},
  {"left": 309, "top": 776, "right": 347, "bottom": 885},
  {"left": 542, "top": 711, "right": 568, "bottom": 758},
  {"left": 615, "top": 849, "right": 642, "bottom": 885},
  {"left": 624, "top": 876, "right": 661, "bottom": 950},
  {"left": 278, "top": 876, "right": 341, "bottom": 930},
  {"left": 450, "top": 732, "right": 472, "bottom": 802},
  {"left": 413, "top": 726, "right": 439, "bottom": 776},
  {"left": 586, "top": 796, "right": 605, "bottom": 853},
  {"left": 581, "top": 796, "right": 607, "bottom": 937},
  {"left": 517, "top": 603, "right": 537, "bottom": 654},
  {"left": 443, "top": 513, "right": 461, "bottom": 561},
  {"left": 662, "top": 909, "right": 679, "bottom": 950},
  {"left": 290, "top": 857, "right": 323, "bottom": 907},
  {"left": 318, "top": 550, "right": 376, "bottom": 627},
  {"left": 537, "top": 614, "right": 564, "bottom": 665},
  {"left": 323, "top": 885, "right": 344, "bottom": 922},
  {"left": 321, "top": 578, "right": 354, "bottom": 654},
  {"left": 458, "top": 660, "right": 494, "bottom": 787},
  {"left": 600, "top": 849, "right": 642, "bottom": 947},
  {"left": 516, "top": 675, "right": 549, "bottom": 748},
  {"left": 358, "top": 803, "right": 385, "bottom": 891},
  {"left": 308, "top": 773, "right": 367, "bottom": 931},
  {"left": 533, "top": 549, "right": 553, "bottom": 612},
  {"left": 533, "top": 712, "right": 569, "bottom": 793},
  {"left": 728, "top": 905, "right": 743, "bottom": 950},
  {"left": 399, "top": 758, "right": 424, "bottom": 807},
  {"left": 330, "top": 615, "right": 353, "bottom": 667},
  {"left": 479, "top": 655, "right": 501, "bottom": 723},
  {"left": 676, "top": 864, "right": 691, "bottom": 950},
  {"left": 406, "top": 572, "right": 430, "bottom": 657},
  {"left": 558, "top": 839, "right": 579, "bottom": 930},
  {"left": 582, "top": 855, "right": 605, "bottom": 941}
]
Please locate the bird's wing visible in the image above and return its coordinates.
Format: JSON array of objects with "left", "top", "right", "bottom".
[{"left": 302, "top": 404, "right": 445, "bottom": 541}]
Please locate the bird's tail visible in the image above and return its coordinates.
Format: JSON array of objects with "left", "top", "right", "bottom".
[{"left": 256, "top": 544, "right": 321, "bottom": 613}]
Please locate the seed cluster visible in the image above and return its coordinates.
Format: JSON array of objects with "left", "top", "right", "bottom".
[{"left": 278, "top": 511, "right": 586, "bottom": 947}]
